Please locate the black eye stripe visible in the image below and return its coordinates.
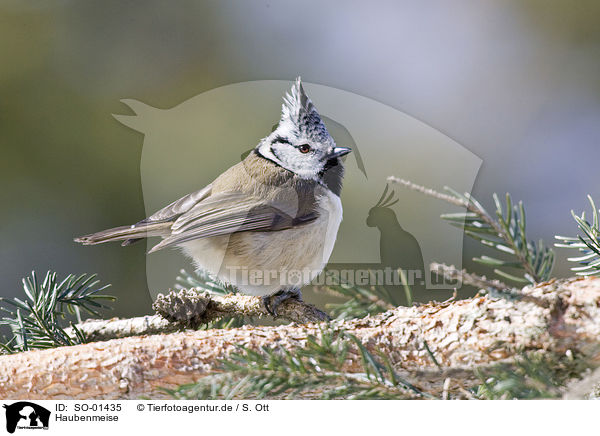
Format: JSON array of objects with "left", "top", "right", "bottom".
[
  {"left": 270, "top": 145, "right": 280, "bottom": 160},
  {"left": 273, "top": 135, "right": 293, "bottom": 145}
]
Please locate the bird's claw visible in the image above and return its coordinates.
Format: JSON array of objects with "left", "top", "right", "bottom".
[{"left": 261, "top": 289, "right": 302, "bottom": 317}]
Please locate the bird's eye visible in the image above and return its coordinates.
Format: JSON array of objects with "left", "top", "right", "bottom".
[{"left": 298, "top": 144, "right": 311, "bottom": 154}]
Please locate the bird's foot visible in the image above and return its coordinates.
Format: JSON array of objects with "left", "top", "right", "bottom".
[{"left": 261, "top": 289, "right": 302, "bottom": 317}]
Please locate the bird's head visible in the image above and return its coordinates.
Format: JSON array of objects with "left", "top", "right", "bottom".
[{"left": 257, "top": 77, "right": 351, "bottom": 181}]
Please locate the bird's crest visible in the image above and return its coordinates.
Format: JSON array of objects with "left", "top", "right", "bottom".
[
  {"left": 281, "top": 77, "right": 314, "bottom": 121},
  {"left": 279, "top": 77, "right": 330, "bottom": 143}
]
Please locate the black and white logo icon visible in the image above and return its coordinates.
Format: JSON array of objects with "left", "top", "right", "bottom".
[{"left": 3, "top": 402, "right": 50, "bottom": 433}]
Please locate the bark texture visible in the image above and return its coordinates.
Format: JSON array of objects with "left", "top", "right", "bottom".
[
  {"left": 68, "top": 289, "right": 330, "bottom": 342},
  {"left": 1, "top": 277, "right": 599, "bottom": 399}
]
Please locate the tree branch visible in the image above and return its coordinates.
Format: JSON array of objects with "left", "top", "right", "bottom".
[
  {"left": 69, "top": 288, "right": 330, "bottom": 342},
  {"left": 1, "top": 277, "right": 599, "bottom": 399}
]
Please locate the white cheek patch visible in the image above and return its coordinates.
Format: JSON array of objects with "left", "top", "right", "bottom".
[
  {"left": 255, "top": 119, "right": 326, "bottom": 181},
  {"left": 273, "top": 144, "right": 323, "bottom": 181},
  {"left": 256, "top": 141, "right": 282, "bottom": 166}
]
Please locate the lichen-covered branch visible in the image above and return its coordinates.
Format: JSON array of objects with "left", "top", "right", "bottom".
[
  {"left": 153, "top": 288, "right": 330, "bottom": 325},
  {"left": 68, "top": 289, "right": 330, "bottom": 342},
  {"left": 69, "top": 315, "right": 176, "bottom": 343},
  {"left": 1, "top": 277, "right": 599, "bottom": 399}
]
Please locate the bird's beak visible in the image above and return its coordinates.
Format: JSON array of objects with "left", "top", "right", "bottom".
[{"left": 329, "top": 146, "right": 352, "bottom": 159}]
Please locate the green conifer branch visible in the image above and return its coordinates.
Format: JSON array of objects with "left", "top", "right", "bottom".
[
  {"left": 388, "top": 177, "right": 554, "bottom": 285},
  {"left": 0, "top": 271, "right": 113, "bottom": 353},
  {"left": 474, "top": 350, "right": 592, "bottom": 399},
  {"left": 164, "top": 328, "right": 428, "bottom": 400},
  {"left": 555, "top": 195, "right": 600, "bottom": 276}
]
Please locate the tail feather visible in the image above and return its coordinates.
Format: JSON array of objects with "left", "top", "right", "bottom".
[{"left": 74, "top": 222, "right": 170, "bottom": 245}]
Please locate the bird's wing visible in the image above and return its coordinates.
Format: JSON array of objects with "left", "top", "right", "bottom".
[
  {"left": 148, "top": 191, "right": 318, "bottom": 252},
  {"left": 116, "top": 185, "right": 213, "bottom": 246},
  {"left": 141, "top": 184, "right": 213, "bottom": 223}
]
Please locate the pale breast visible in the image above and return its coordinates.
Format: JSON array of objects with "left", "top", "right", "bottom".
[{"left": 179, "top": 188, "right": 343, "bottom": 296}]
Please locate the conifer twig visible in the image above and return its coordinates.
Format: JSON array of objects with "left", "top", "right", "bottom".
[
  {"left": 430, "top": 262, "right": 550, "bottom": 307},
  {"left": 0, "top": 271, "right": 113, "bottom": 352},
  {"left": 388, "top": 177, "right": 554, "bottom": 284},
  {"left": 165, "top": 329, "right": 428, "bottom": 400},
  {"left": 555, "top": 195, "right": 600, "bottom": 277},
  {"left": 429, "top": 262, "right": 513, "bottom": 293}
]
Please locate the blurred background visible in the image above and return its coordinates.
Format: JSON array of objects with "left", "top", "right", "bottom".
[{"left": 1, "top": 0, "right": 599, "bottom": 320}]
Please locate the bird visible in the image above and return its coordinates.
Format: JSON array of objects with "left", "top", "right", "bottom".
[{"left": 75, "top": 77, "right": 352, "bottom": 315}]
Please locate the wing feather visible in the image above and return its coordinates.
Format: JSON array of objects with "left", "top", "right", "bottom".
[
  {"left": 141, "top": 184, "right": 213, "bottom": 224},
  {"left": 148, "top": 191, "right": 318, "bottom": 252}
]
